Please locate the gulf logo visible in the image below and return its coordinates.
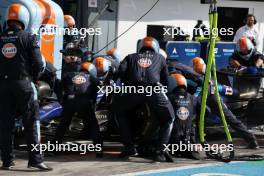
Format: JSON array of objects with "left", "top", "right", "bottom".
[
  {"left": 138, "top": 58, "right": 152, "bottom": 68},
  {"left": 176, "top": 107, "right": 189, "bottom": 120},
  {"left": 72, "top": 75, "right": 87, "bottom": 85},
  {"left": 2, "top": 43, "right": 17, "bottom": 58}
]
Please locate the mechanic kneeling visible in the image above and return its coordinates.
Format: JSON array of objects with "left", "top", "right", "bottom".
[
  {"left": 112, "top": 37, "right": 175, "bottom": 162},
  {"left": 168, "top": 73, "right": 196, "bottom": 157},
  {"left": 52, "top": 44, "right": 103, "bottom": 157}
]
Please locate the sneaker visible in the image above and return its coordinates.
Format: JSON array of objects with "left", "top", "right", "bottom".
[
  {"left": 28, "top": 162, "right": 53, "bottom": 171},
  {"left": 2, "top": 161, "right": 15, "bottom": 170}
]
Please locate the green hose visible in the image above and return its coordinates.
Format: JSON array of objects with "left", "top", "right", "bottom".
[
  {"left": 199, "top": 5, "right": 215, "bottom": 144},
  {"left": 199, "top": 0, "right": 233, "bottom": 151}
]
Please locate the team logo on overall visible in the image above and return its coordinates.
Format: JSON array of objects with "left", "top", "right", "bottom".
[
  {"left": 2, "top": 43, "right": 17, "bottom": 58},
  {"left": 138, "top": 58, "right": 152, "bottom": 68},
  {"left": 176, "top": 107, "right": 189, "bottom": 120},
  {"left": 72, "top": 75, "right": 87, "bottom": 85}
]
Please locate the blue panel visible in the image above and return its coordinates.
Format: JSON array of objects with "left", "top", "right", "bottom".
[
  {"left": 166, "top": 41, "right": 201, "bottom": 66},
  {"left": 206, "top": 42, "right": 236, "bottom": 70},
  {"left": 215, "top": 42, "right": 236, "bottom": 70}
]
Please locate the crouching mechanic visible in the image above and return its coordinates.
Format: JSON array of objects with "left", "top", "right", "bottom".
[
  {"left": 192, "top": 57, "right": 259, "bottom": 149},
  {"left": 230, "top": 37, "right": 264, "bottom": 72},
  {"left": 53, "top": 45, "right": 103, "bottom": 157},
  {"left": 0, "top": 3, "right": 52, "bottom": 170},
  {"left": 112, "top": 36, "right": 175, "bottom": 162},
  {"left": 107, "top": 48, "right": 123, "bottom": 63},
  {"left": 167, "top": 73, "right": 196, "bottom": 157},
  {"left": 93, "top": 55, "right": 120, "bottom": 83}
]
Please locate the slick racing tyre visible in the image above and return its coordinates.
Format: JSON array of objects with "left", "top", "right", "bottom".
[{"left": 133, "top": 103, "right": 159, "bottom": 144}]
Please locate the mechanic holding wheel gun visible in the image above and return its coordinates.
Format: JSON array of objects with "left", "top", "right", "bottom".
[
  {"left": 52, "top": 43, "right": 103, "bottom": 157},
  {"left": 112, "top": 36, "right": 175, "bottom": 162},
  {"left": 0, "top": 3, "right": 52, "bottom": 171}
]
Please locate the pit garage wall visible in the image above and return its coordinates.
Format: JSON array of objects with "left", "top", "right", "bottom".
[{"left": 116, "top": 0, "right": 264, "bottom": 56}]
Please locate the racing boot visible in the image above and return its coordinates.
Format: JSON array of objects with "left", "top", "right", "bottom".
[
  {"left": 248, "top": 140, "right": 260, "bottom": 149},
  {"left": 153, "top": 149, "right": 174, "bottom": 163},
  {"left": 153, "top": 149, "right": 166, "bottom": 162},
  {"left": 164, "top": 151, "right": 174, "bottom": 162},
  {"left": 2, "top": 161, "right": 15, "bottom": 170},
  {"left": 96, "top": 144, "right": 104, "bottom": 158},
  {"left": 119, "top": 144, "right": 138, "bottom": 159}
]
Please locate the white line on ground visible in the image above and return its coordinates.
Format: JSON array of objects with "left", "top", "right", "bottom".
[{"left": 111, "top": 161, "right": 245, "bottom": 176}]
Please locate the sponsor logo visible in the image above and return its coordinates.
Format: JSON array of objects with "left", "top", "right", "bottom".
[
  {"left": 185, "top": 48, "right": 197, "bottom": 53},
  {"left": 214, "top": 48, "right": 219, "bottom": 54},
  {"left": 138, "top": 58, "right": 152, "bottom": 68},
  {"left": 43, "top": 105, "right": 53, "bottom": 110},
  {"left": 2, "top": 43, "right": 17, "bottom": 58},
  {"left": 10, "top": 13, "right": 17, "bottom": 17},
  {"left": 72, "top": 75, "right": 87, "bottom": 85},
  {"left": 172, "top": 48, "right": 177, "bottom": 54},
  {"left": 176, "top": 107, "right": 189, "bottom": 120},
  {"left": 223, "top": 49, "right": 234, "bottom": 52}
]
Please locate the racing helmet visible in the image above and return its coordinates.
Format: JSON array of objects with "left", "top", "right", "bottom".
[
  {"left": 6, "top": 3, "right": 30, "bottom": 30},
  {"left": 80, "top": 62, "right": 97, "bottom": 78},
  {"left": 138, "top": 36, "right": 160, "bottom": 53},
  {"left": 192, "top": 57, "right": 206, "bottom": 74},
  {"left": 64, "top": 15, "right": 75, "bottom": 28},
  {"left": 107, "top": 48, "right": 123, "bottom": 63},
  {"left": 93, "top": 56, "right": 111, "bottom": 80},
  {"left": 169, "top": 73, "right": 187, "bottom": 90},
  {"left": 236, "top": 36, "right": 254, "bottom": 60},
  {"left": 159, "top": 48, "right": 168, "bottom": 60}
]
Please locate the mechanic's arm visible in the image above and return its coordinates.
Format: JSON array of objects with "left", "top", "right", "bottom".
[
  {"left": 28, "top": 34, "right": 45, "bottom": 79},
  {"left": 255, "top": 55, "right": 264, "bottom": 68},
  {"left": 160, "top": 58, "right": 169, "bottom": 87},
  {"left": 174, "top": 62, "right": 204, "bottom": 85},
  {"left": 229, "top": 57, "right": 241, "bottom": 68},
  {"left": 109, "top": 60, "right": 120, "bottom": 82},
  {"left": 118, "top": 55, "right": 129, "bottom": 82}
]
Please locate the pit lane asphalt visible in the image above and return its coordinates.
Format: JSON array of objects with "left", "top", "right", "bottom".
[{"left": 1, "top": 138, "right": 264, "bottom": 176}]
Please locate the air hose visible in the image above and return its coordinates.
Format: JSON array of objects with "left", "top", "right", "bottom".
[
  {"left": 199, "top": 0, "right": 234, "bottom": 162},
  {"left": 199, "top": 0, "right": 264, "bottom": 162}
]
